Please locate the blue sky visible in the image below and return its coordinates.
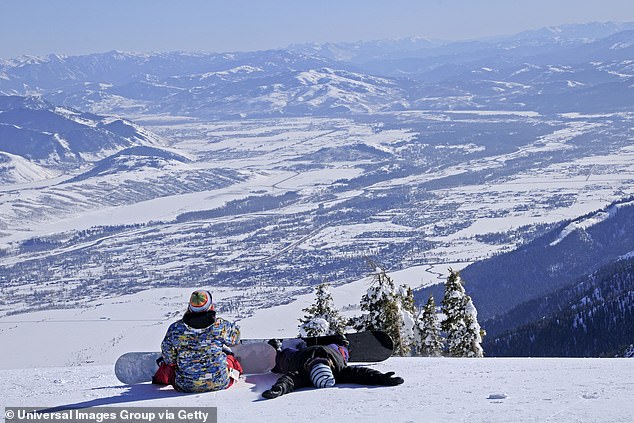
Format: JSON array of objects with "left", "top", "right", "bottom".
[{"left": 2, "top": 0, "right": 634, "bottom": 58}]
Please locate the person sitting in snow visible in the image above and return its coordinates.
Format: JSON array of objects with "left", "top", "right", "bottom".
[
  {"left": 261, "top": 334, "right": 404, "bottom": 399},
  {"left": 158, "top": 289, "right": 241, "bottom": 392}
]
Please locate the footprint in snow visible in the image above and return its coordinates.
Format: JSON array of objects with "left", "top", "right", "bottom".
[{"left": 582, "top": 392, "right": 599, "bottom": 399}]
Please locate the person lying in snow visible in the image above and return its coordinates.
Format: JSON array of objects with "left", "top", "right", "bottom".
[
  {"left": 158, "top": 290, "right": 242, "bottom": 392},
  {"left": 262, "top": 334, "right": 404, "bottom": 399}
]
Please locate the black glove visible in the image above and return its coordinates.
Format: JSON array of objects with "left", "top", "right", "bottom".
[
  {"left": 262, "top": 385, "right": 284, "bottom": 399},
  {"left": 379, "top": 371, "right": 404, "bottom": 386}
]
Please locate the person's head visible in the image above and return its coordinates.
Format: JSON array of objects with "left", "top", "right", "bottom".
[{"left": 188, "top": 290, "right": 214, "bottom": 313}]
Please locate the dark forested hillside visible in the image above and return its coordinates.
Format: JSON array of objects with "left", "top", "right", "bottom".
[
  {"left": 459, "top": 198, "right": 634, "bottom": 321},
  {"left": 483, "top": 257, "right": 634, "bottom": 357},
  {"left": 414, "top": 197, "right": 634, "bottom": 357}
]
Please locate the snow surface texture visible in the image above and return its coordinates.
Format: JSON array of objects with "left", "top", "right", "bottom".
[{"left": 2, "top": 358, "right": 633, "bottom": 423}]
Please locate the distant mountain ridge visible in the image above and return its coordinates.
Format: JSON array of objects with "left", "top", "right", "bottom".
[
  {"left": 463, "top": 197, "right": 634, "bottom": 321},
  {"left": 0, "top": 94, "right": 162, "bottom": 183},
  {"left": 0, "top": 95, "right": 173, "bottom": 184},
  {"left": 290, "top": 22, "right": 634, "bottom": 63},
  {"left": 1, "top": 22, "right": 633, "bottom": 118}
]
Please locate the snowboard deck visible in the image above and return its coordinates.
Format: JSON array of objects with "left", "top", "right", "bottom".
[
  {"left": 114, "top": 343, "right": 275, "bottom": 385},
  {"left": 114, "top": 330, "right": 393, "bottom": 384},
  {"left": 315, "top": 330, "right": 393, "bottom": 362},
  {"left": 244, "top": 330, "right": 394, "bottom": 363}
]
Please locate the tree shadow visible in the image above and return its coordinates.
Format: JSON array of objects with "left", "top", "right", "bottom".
[{"left": 38, "top": 384, "right": 191, "bottom": 413}]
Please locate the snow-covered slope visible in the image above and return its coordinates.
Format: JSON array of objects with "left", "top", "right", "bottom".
[
  {"left": 483, "top": 254, "right": 634, "bottom": 357},
  {"left": 440, "top": 197, "right": 634, "bottom": 323},
  {"left": 0, "top": 95, "right": 160, "bottom": 168},
  {"left": 549, "top": 201, "right": 630, "bottom": 246},
  {"left": 2, "top": 358, "right": 632, "bottom": 423},
  {"left": 0, "top": 151, "right": 58, "bottom": 184},
  {"left": 0, "top": 285, "right": 632, "bottom": 423},
  {"left": 128, "top": 66, "right": 407, "bottom": 118},
  {"left": 65, "top": 146, "right": 192, "bottom": 183}
]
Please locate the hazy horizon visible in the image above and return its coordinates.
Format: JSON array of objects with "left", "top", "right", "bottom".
[{"left": 2, "top": 0, "right": 634, "bottom": 59}]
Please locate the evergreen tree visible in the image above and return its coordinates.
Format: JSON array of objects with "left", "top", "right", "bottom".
[
  {"left": 400, "top": 284, "right": 416, "bottom": 315},
  {"left": 299, "top": 282, "right": 347, "bottom": 337},
  {"left": 417, "top": 295, "right": 444, "bottom": 357},
  {"left": 354, "top": 266, "right": 408, "bottom": 355},
  {"left": 464, "top": 297, "right": 485, "bottom": 357},
  {"left": 441, "top": 268, "right": 484, "bottom": 357},
  {"left": 298, "top": 317, "right": 330, "bottom": 338},
  {"left": 397, "top": 284, "right": 417, "bottom": 356}
]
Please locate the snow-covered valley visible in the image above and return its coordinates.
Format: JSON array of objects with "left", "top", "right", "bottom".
[
  {"left": 3, "top": 24, "right": 634, "bottom": 323},
  {"left": 2, "top": 111, "right": 634, "bottom": 322}
]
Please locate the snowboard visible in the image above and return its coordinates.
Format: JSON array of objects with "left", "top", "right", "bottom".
[
  {"left": 115, "top": 342, "right": 275, "bottom": 384},
  {"left": 114, "top": 331, "right": 393, "bottom": 384},
  {"left": 267, "top": 330, "right": 394, "bottom": 363}
]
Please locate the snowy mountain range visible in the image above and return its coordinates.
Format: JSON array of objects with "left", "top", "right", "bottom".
[
  {"left": 2, "top": 23, "right": 634, "bottom": 118},
  {"left": 1, "top": 22, "right": 634, "bottom": 359},
  {"left": 458, "top": 198, "right": 634, "bottom": 320},
  {"left": 0, "top": 95, "right": 160, "bottom": 183},
  {"left": 290, "top": 22, "right": 634, "bottom": 64},
  {"left": 2, "top": 21, "right": 634, "bottom": 423}
]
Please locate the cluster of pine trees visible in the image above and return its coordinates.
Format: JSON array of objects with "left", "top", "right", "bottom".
[{"left": 298, "top": 266, "right": 484, "bottom": 357}]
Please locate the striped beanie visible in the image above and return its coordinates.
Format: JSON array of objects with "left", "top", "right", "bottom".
[
  {"left": 309, "top": 362, "right": 336, "bottom": 388},
  {"left": 188, "top": 290, "right": 213, "bottom": 313}
]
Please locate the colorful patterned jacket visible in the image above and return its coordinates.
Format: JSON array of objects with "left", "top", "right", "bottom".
[{"left": 161, "top": 310, "right": 240, "bottom": 392}]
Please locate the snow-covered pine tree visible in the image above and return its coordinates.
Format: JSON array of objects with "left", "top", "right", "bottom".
[
  {"left": 299, "top": 282, "right": 347, "bottom": 337},
  {"left": 354, "top": 266, "right": 408, "bottom": 355},
  {"left": 463, "top": 297, "right": 484, "bottom": 357},
  {"left": 397, "top": 284, "right": 416, "bottom": 356},
  {"left": 441, "top": 268, "right": 484, "bottom": 358},
  {"left": 400, "top": 284, "right": 416, "bottom": 315},
  {"left": 298, "top": 317, "right": 330, "bottom": 337},
  {"left": 417, "top": 295, "right": 444, "bottom": 357}
]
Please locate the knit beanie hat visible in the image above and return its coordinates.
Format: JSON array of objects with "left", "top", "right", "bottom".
[
  {"left": 309, "top": 362, "right": 336, "bottom": 388},
  {"left": 188, "top": 290, "right": 213, "bottom": 313}
]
